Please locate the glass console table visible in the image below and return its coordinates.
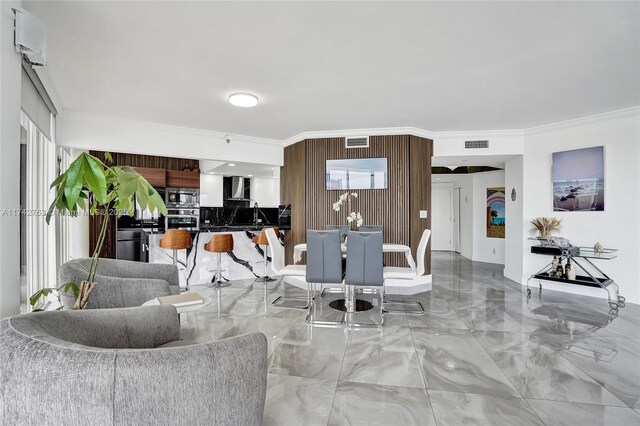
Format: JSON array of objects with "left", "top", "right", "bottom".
[{"left": 527, "top": 237, "right": 625, "bottom": 310}]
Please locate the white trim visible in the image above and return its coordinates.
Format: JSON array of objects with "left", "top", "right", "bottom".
[{"left": 524, "top": 106, "right": 640, "bottom": 135}]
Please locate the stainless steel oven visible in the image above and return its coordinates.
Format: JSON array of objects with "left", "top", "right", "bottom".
[
  {"left": 166, "top": 188, "right": 199, "bottom": 208},
  {"left": 165, "top": 208, "right": 199, "bottom": 231}
]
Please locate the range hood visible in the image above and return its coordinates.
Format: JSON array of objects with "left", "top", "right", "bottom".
[{"left": 230, "top": 176, "right": 248, "bottom": 200}]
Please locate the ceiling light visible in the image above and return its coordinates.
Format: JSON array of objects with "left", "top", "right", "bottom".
[
  {"left": 228, "top": 163, "right": 236, "bottom": 167},
  {"left": 247, "top": 174, "right": 254, "bottom": 177},
  {"left": 229, "top": 93, "right": 258, "bottom": 108}
]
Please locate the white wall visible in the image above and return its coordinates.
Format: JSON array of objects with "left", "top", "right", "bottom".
[
  {"left": 0, "top": 1, "right": 23, "bottom": 317},
  {"left": 433, "top": 130, "right": 524, "bottom": 157},
  {"left": 251, "top": 177, "right": 280, "bottom": 207},
  {"left": 504, "top": 156, "right": 524, "bottom": 282},
  {"left": 458, "top": 176, "right": 474, "bottom": 260},
  {"left": 523, "top": 108, "right": 640, "bottom": 304},
  {"left": 472, "top": 171, "right": 506, "bottom": 265},
  {"left": 57, "top": 110, "right": 284, "bottom": 166},
  {"left": 200, "top": 174, "right": 224, "bottom": 207}
]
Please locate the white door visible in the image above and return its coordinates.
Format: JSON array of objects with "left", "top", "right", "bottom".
[{"left": 432, "top": 188, "right": 453, "bottom": 251}]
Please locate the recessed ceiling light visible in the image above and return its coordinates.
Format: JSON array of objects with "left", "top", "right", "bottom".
[
  {"left": 247, "top": 174, "right": 254, "bottom": 177},
  {"left": 229, "top": 93, "right": 258, "bottom": 108},
  {"left": 208, "top": 172, "right": 215, "bottom": 175},
  {"left": 228, "top": 163, "right": 236, "bottom": 167}
]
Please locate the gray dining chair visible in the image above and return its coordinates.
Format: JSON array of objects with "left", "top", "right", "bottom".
[
  {"left": 326, "top": 225, "right": 349, "bottom": 242},
  {"left": 359, "top": 225, "right": 383, "bottom": 234},
  {"left": 306, "top": 229, "right": 344, "bottom": 324},
  {"left": 345, "top": 231, "right": 384, "bottom": 327}
]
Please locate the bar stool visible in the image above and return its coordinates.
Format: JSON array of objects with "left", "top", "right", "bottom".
[
  {"left": 160, "top": 229, "right": 192, "bottom": 291},
  {"left": 204, "top": 234, "right": 234, "bottom": 288},
  {"left": 252, "top": 228, "right": 278, "bottom": 282}
]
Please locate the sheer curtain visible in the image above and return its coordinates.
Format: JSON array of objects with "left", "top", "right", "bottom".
[{"left": 20, "top": 111, "right": 57, "bottom": 310}]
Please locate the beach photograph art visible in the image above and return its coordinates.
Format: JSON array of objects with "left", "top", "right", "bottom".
[
  {"left": 486, "top": 187, "right": 505, "bottom": 239},
  {"left": 552, "top": 146, "right": 604, "bottom": 211}
]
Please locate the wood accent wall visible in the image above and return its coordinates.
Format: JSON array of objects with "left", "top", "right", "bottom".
[
  {"left": 280, "top": 135, "right": 433, "bottom": 270},
  {"left": 280, "top": 141, "right": 307, "bottom": 263},
  {"left": 90, "top": 151, "right": 199, "bottom": 171}
]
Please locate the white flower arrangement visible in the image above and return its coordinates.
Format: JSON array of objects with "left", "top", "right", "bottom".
[
  {"left": 332, "top": 192, "right": 362, "bottom": 228},
  {"left": 346, "top": 211, "right": 363, "bottom": 228},
  {"left": 332, "top": 191, "right": 358, "bottom": 212}
]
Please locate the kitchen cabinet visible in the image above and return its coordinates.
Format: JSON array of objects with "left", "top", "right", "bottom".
[
  {"left": 166, "top": 170, "right": 200, "bottom": 189},
  {"left": 182, "top": 171, "right": 200, "bottom": 189},
  {"left": 166, "top": 170, "right": 183, "bottom": 187},
  {"left": 200, "top": 174, "right": 224, "bottom": 207},
  {"left": 133, "top": 167, "right": 166, "bottom": 187}
]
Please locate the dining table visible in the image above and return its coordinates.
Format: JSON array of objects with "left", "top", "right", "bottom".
[{"left": 292, "top": 242, "right": 416, "bottom": 314}]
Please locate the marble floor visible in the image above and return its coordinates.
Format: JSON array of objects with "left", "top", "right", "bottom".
[{"left": 179, "top": 252, "right": 640, "bottom": 426}]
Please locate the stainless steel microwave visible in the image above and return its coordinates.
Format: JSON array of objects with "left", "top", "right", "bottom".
[{"left": 166, "top": 188, "right": 199, "bottom": 208}]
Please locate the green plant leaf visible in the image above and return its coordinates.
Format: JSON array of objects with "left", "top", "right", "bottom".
[
  {"left": 59, "top": 282, "right": 80, "bottom": 298},
  {"left": 49, "top": 173, "right": 65, "bottom": 189},
  {"left": 82, "top": 155, "right": 107, "bottom": 205},
  {"left": 63, "top": 155, "right": 85, "bottom": 210},
  {"left": 104, "top": 152, "right": 113, "bottom": 163},
  {"left": 29, "top": 288, "right": 53, "bottom": 307}
]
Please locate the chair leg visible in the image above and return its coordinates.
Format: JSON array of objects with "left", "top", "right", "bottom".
[
  {"left": 208, "top": 252, "right": 231, "bottom": 288},
  {"left": 271, "top": 276, "right": 309, "bottom": 309}
]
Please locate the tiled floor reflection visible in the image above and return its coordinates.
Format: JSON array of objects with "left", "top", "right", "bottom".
[{"left": 179, "top": 253, "right": 640, "bottom": 425}]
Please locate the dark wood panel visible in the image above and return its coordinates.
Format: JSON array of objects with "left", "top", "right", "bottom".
[
  {"left": 166, "top": 170, "right": 183, "bottom": 188},
  {"left": 89, "top": 209, "right": 116, "bottom": 260},
  {"left": 133, "top": 167, "right": 166, "bottom": 187},
  {"left": 409, "top": 136, "right": 433, "bottom": 275},
  {"left": 90, "top": 150, "right": 199, "bottom": 171},
  {"left": 304, "top": 136, "right": 410, "bottom": 266},
  {"left": 281, "top": 135, "right": 433, "bottom": 271},
  {"left": 281, "top": 142, "right": 307, "bottom": 264},
  {"left": 181, "top": 172, "right": 201, "bottom": 189}
]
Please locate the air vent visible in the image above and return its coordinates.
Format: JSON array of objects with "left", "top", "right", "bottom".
[
  {"left": 465, "top": 140, "right": 489, "bottom": 149},
  {"left": 345, "top": 136, "right": 369, "bottom": 149}
]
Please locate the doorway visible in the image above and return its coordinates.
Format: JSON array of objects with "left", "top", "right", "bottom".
[{"left": 431, "top": 187, "right": 453, "bottom": 251}]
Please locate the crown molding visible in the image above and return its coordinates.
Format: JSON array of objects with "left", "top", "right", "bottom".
[
  {"left": 283, "top": 126, "right": 526, "bottom": 146},
  {"left": 524, "top": 106, "right": 640, "bottom": 136}
]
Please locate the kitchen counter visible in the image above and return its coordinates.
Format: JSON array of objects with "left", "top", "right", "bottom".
[{"left": 149, "top": 228, "right": 283, "bottom": 289}]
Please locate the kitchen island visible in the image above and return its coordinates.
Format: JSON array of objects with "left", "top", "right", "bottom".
[{"left": 148, "top": 227, "right": 283, "bottom": 288}]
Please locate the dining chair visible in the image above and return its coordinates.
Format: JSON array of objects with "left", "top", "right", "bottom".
[
  {"left": 359, "top": 225, "right": 383, "bottom": 234},
  {"left": 306, "top": 230, "right": 344, "bottom": 325},
  {"left": 383, "top": 229, "right": 431, "bottom": 313},
  {"left": 326, "top": 225, "right": 349, "bottom": 242},
  {"left": 345, "top": 231, "right": 384, "bottom": 327},
  {"left": 264, "top": 227, "right": 308, "bottom": 309}
]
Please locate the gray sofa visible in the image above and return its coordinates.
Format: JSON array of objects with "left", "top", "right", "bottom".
[
  {"left": 59, "top": 258, "right": 181, "bottom": 309},
  {"left": 0, "top": 305, "right": 268, "bottom": 425}
]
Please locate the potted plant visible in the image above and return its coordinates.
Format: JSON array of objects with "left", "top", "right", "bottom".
[
  {"left": 529, "top": 217, "right": 563, "bottom": 238},
  {"left": 29, "top": 152, "right": 167, "bottom": 311}
]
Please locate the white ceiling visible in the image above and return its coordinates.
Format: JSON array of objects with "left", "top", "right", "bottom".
[
  {"left": 25, "top": 1, "right": 640, "bottom": 140},
  {"left": 203, "top": 161, "right": 278, "bottom": 179}
]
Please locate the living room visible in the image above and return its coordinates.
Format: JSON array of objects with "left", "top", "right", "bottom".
[{"left": 1, "top": 2, "right": 639, "bottom": 425}]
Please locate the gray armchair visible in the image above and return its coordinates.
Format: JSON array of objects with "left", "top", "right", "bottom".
[
  {"left": 59, "top": 258, "right": 180, "bottom": 309},
  {"left": 0, "top": 305, "right": 268, "bottom": 425}
]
